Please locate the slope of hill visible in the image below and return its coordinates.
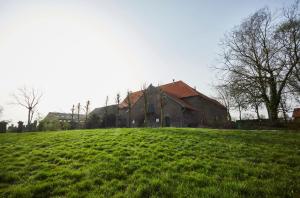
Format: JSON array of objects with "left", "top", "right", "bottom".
[{"left": 0, "top": 128, "right": 299, "bottom": 197}]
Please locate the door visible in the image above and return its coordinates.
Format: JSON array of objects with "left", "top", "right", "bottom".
[{"left": 165, "top": 116, "right": 171, "bottom": 127}]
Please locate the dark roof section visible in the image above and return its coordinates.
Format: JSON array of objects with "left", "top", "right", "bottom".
[
  {"left": 164, "top": 92, "right": 199, "bottom": 111},
  {"left": 90, "top": 105, "right": 118, "bottom": 118},
  {"left": 46, "top": 112, "right": 85, "bottom": 120},
  {"left": 293, "top": 108, "right": 300, "bottom": 118}
]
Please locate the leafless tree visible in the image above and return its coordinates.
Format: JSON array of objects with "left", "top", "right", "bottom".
[
  {"left": 281, "top": 2, "right": 300, "bottom": 102},
  {"left": 218, "top": 2, "right": 300, "bottom": 121},
  {"left": 115, "top": 93, "right": 121, "bottom": 128},
  {"left": 159, "top": 87, "right": 166, "bottom": 127},
  {"left": 71, "top": 104, "right": 75, "bottom": 122},
  {"left": 279, "top": 92, "right": 293, "bottom": 122},
  {"left": 12, "top": 87, "right": 42, "bottom": 126},
  {"left": 84, "top": 100, "right": 90, "bottom": 126},
  {"left": 289, "top": 76, "right": 300, "bottom": 102},
  {"left": 226, "top": 78, "right": 249, "bottom": 120},
  {"left": 215, "top": 85, "right": 233, "bottom": 121},
  {"left": 227, "top": 72, "right": 264, "bottom": 120},
  {"left": 104, "top": 96, "right": 109, "bottom": 127},
  {"left": 141, "top": 83, "right": 148, "bottom": 127},
  {"left": 249, "top": 96, "right": 263, "bottom": 120},
  {"left": 233, "top": 93, "right": 248, "bottom": 121},
  {"left": 77, "top": 103, "right": 81, "bottom": 127},
  {"left": 126, "top": 91, "right": 132, "bottom": 128}
]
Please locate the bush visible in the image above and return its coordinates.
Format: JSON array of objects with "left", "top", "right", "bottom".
[
  {"left": 86, "top": 114, "right": 101, "bottom": 129},
  {"left": 235, "top": 119, "right": 300, "bottom": 130},
  {"left": 38, "top": 117, "right": 69, "bottom": 131}
]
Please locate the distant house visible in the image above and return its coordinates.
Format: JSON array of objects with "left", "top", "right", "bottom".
[
  {"left": 292, "top": 108, "right": 300, "bottom": 122},
  {"left": 89, "top": 105, "right": 118, "bottom": 127},
  {"left": 91, "top": 80, "right": 227, "bottom": 128},
  {"left": 44, "top": 112, "right": 85, "bottom": 123}
]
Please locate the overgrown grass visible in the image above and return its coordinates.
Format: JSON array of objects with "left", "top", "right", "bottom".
[{"left": 0, "top": 128, "right": 299, "bottom": 197}]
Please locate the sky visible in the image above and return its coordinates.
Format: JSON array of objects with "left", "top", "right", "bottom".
[{"left": 0, "top": 0, "right": 294, "bottom": 123}]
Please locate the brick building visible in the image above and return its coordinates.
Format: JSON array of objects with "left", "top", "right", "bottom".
[{"left": 91, "top": 80, "right": 227, "bottom": 127}]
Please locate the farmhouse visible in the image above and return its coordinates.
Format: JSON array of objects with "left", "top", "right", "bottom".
[
  {"left": 91, "top": 80, "right": 227, "bottom": 127},
  {"left": 44, "top": 112, "right": 85, "bottom": 123}
]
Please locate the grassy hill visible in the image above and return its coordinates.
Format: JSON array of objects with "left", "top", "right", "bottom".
[{"left": 0, "top": 128, "right": 299, "bottom": 197}]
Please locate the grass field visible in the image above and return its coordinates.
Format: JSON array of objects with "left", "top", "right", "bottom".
[{"left": 0, "top": 128, "right": 299, "bottom": 198}]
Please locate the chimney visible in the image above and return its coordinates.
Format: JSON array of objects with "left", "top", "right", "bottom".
[
  {"left": 172, "top": 79, "right": 175, "bottom": 83},
  {"left": 194, "top": 86, "right": 196, "bottom": 90}
]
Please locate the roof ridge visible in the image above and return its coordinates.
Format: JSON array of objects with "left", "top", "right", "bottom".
[{"left": 158, "top": 80, "right": 183, "bottom": 87}]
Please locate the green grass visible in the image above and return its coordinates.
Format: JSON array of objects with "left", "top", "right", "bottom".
[{"left": 0, "top": 128, "right": 300, "bottom": 198}]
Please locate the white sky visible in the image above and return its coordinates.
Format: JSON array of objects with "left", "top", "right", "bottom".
[{"left": 0, "top": 0, "right": 293, "bottom": 123}]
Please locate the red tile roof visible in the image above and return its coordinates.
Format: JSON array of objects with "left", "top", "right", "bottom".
[
  {"left": 119, "top": 80, "right": 225, "bottom": 110},
  {"left": 293, "top": 108, "right": 300, "bottom": 118},
  {"left": 119, "top": 90, "right": 143, "bottom": 108},
  {"left": 160, "top": 81, "right": 199, "bottom": 98},
  {"left": 161, "top": 81, "right": 225, "bottom": 109}
]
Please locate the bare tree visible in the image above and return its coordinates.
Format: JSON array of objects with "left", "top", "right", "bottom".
[
  {"left": 282, "top": 2, "right": 300, "bottom": 101},
  {"left": 12, "top": 87, "right": 42, "bottom": 126},
  {"left": 227, "top": 71, "right": 264, "bottom": 120},
  {"left": 227, "top": 79, "right": 249, "bottom": 120},
  {"left": 77, "top": 103, "right": 81, "bottom": 127},
  {"left": 215, "top": 85, "right": 233, "bottom": 121},
  {"left": 70, "top": 104, "right": 76, "bottom": 129},
  {"left": 115, "top": 93, "right": 121, "bottom": 128},
  {"left": 126, "top": 91, "right": 132, "bottom": 128},
  {"left": 71, "top": 104, "right": 75, "bottom": 122},
  {"left": 233, "top": 93, "right": 248, "bottom": 121},
  {"left": 159, "top": 87, "right": 166, "bottom": 127},
  {"left": 249, "top": 96, "right": 263, "bottom": 120},
  {"left": 279, "top": 92, "right": 293, "bottom": 123},
  {"left": 289, "top": 74, "right": 300, "bottom": 102},
  {"left": 84, "top": 100, "right": 90, "bottom": 126},
  {"left": 104, "top": 96, "right": 109, "bottom": 127},
  {"left": 219, "top": 3, "right": 300, "bottom": 121},
  {"left": 141, "top": 83, "right": 148, "bottom": 127}
]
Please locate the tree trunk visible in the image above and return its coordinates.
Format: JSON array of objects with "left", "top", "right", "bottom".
[
  {"left": 143, "top": 92, "right": 148, "bottom": 127},
  {"left": 27, "top": 108, "right": 31, "bottom": 126},
  {"left": 116, "top": 108, "right": 119, "bottom": 128},
  {"left": 30, "top": 110, "right": 34, "bottom": 124},
  {"left": 280, "top": 101, "right": 288, "bottom": 123},
  {"left": 128, "top": 108, "right": 131, "bottom": 128},
  {"left": 159, "top": 89, "right": 165, "bottom": 127},
  {"left": 238, "top": 105, "right": 242, "bottom": 121},
  {"left": 160, "top": 108, "right": 164, "bottom": 127},
  {"left": 266, "top": 99, "right": 279, "bottom": 122},
  {"left": 227, "top": 110, "right": 231, "bottom": 122},
  {"left": 255, "top": 104, "right": 260, "bottom": 120},
  {"left": 78, "top": 113, "right": 80, "bottom": 128},
  {"left": 266, "top": 103, "right": 279, "bottom": 121}
]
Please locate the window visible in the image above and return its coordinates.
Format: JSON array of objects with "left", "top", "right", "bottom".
[{"left": 148, "top": 104, "right": 155, "bottom": 113}]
